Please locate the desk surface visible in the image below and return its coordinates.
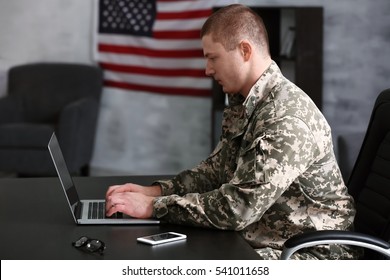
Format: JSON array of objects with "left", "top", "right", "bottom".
[{"left": 0, "top": 176, "right": 260, "bottom": 260}]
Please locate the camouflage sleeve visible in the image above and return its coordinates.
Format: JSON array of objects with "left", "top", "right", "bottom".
[
  {"left": 153, "top": 141, "right": 225, "bottom": 196},
  {"left": 153, "top": 116, "right": 321, "bottom": 230}
]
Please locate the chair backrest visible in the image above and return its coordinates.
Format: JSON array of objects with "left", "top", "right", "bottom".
[
  {"left": 8, "top": 62, "right": 103, "bottom": 123},
  {"left": 347, "top": 88, "right": 390, "bottom": 258}
]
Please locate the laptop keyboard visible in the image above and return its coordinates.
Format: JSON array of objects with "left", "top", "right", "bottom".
[
  {"left": 88, "top": 201, "right": 106, "bottom": 219},
  {"left": 87, "top": 201, "right": 123, "bottom": 219}
]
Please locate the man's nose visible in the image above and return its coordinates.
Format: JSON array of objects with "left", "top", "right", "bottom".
[{"left": 205, "top": 63, "right": 214, "bottom": 77}]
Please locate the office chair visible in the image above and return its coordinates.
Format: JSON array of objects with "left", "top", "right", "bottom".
[
  {"left": 0, "top": 62, "right": 103, "bottom": 176},
  {"left": 337, "top": 131, "right": 365, "bottom": 182},
  {"left": 281, "top": 88, "right": 390, "bottom": 260}
]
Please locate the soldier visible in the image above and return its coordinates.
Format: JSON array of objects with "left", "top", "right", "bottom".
[{"left": 105, "top": 4, "right": 358, "bottom": 259}]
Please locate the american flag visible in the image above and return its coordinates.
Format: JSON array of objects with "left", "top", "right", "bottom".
[{"left": 95, "top": 0, "right": 218, "bottom": 97}]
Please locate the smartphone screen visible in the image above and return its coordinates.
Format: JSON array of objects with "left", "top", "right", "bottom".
[{"left": 137, "top": 232, "right": 187, "bottom": 245}]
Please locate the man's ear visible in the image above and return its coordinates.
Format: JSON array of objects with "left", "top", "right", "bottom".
[{"left": 240, "top": 40, "right": 252, "bottom": 61}]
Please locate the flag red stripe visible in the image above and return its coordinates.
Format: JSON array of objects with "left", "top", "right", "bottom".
[
  {"left": 98, "top": 43, "right": 203, "bottom": 58},
  {"left": 104, "top": 80, "right": 211, "bottom": 97},
  {"left": 157, "top": 9, "right": 212, "bottom": 20},
  {"left": 100, "top": 63, "right": 206, "bottom": 78},
  {"left": 153, "top": 29, "right": 201, "bottom": 39}
]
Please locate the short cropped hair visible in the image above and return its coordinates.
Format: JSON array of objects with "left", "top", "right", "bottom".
[{"left": 201, "top": 4, "right": 270, "bottom": 54}]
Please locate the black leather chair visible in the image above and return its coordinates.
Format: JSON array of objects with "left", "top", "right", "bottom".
[
  {"left": 281, "top": 88, "right": 390, "bottom": 260},
  {"left": 0, "top": 62, "right": 103, "bottom": 176},
  {"left": 337, "top": 131, "right": 365, "bottom": 182}
]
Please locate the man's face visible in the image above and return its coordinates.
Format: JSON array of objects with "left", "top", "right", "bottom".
[{"left": 202, "top": 34, "right": 246, "bottom": 95}]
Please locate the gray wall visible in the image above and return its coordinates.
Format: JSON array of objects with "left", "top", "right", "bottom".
[
  {"left": 0, "top": 0, "right": 389, "bottom": 176},
  {"left": 323, "top": 0, "right": 390, "bottom": 136}
]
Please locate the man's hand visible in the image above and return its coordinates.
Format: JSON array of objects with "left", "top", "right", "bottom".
[
  {"left": 106, "top": 183, "right": 162, "bottom": 197},
  {"left": 105, "top": 191, "right": 155, "bottom": 218},
  {"left": 105, "top": 183, "right": 162, "bottom": 218}
]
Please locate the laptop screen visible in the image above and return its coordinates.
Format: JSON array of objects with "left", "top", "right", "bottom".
[{"left": 48, "top": 133, "right": 80, "bottom": 209}]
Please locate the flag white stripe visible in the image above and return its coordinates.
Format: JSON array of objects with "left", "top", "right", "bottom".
[
  {"left": 97, "top": 35, "right": 202, "bottom": 50},
  {"left": 104, "top": 70, "right": 211, "bottom": 89},
  {"left": 154, "top": 18, "right": 206, "bottom": 31},
  {"left": 157, "top": 1, "right": 215, "bottom": 12},
  {"left": 97, "top": 53, "right": 206, "bottom": 69}
]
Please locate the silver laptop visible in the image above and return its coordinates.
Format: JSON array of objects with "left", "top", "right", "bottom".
[{"left": 48, "top": 132, "right": 160, "bottom": 225}]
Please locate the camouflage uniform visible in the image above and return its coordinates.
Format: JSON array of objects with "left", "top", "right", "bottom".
[{"left": 153, "top": 61, "right": 358, "bottom": 259}]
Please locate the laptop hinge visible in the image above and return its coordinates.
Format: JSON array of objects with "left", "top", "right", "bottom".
[{"left": 74, "top": 202, "right": 83, "bottom": 221}]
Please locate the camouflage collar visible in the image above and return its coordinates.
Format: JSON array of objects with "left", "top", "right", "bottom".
[
  {"left": 222, "top": 60, "right": 283, "bottom": 140},
  {"left": 243, "top": 60, "right": 283, "bottom": 119}
]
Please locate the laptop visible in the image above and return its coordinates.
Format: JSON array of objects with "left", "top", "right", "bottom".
[{"left": 48, "top": 132, "right": 160, "bottom": 225}]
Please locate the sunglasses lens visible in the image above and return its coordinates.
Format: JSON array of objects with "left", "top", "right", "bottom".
[
  {"left": 73, "top": 236, "right": 89, "bottom": 248},
  {"left": 86, "top": 239, "right": 105, "bottom": 252}
]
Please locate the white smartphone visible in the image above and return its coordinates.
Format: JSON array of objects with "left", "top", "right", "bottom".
[{"left": 137, "top": 232, "right": 187, "bottom": 245}]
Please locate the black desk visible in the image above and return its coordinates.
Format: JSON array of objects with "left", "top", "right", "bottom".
[{"left": 0, "top": 176, "right": 260, "bottom": 260}]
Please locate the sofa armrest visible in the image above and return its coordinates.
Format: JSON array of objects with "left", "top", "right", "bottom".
[
  {"left": 57, "top": 97, "right": 100, "bottom": 172},
  {"left": 280, "top": 230, "right": 390, "bottom": 260},
  {"left": 0, "top": 95, "right": 23, "bottom": 124}
]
